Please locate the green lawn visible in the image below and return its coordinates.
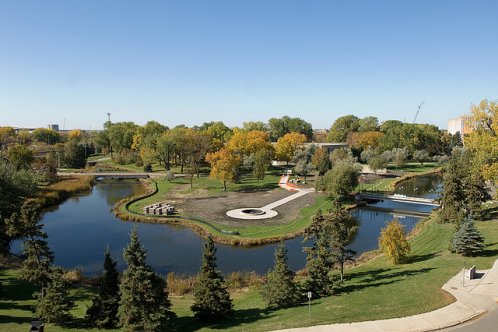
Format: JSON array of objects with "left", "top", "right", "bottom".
[{"left": 2, "top": 216, "right": 498, "bottom": 331}]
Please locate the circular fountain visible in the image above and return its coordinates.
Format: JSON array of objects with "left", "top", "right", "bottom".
[{"left": 226, "top": 207, "right": 278, "bottom": 220}]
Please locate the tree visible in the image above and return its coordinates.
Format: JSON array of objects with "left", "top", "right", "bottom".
[
  {"left": 32, "top": 128, "right": 61, "bottom": 145},
  {"left": 118, "top": 229, "right": 174, "bottom": 331},
  {"left": 378, "top": 219, "right": 410, "bottom": 264},
  {"left": 261, "top": 243, "right": 300, "bottom": 308},
  {"left": 316, "top": 160, "right": 361, "bottom": 200},
  {"left": 329, "top": 202, "right": 358, "bottom": 283},
  {"left": 465, "top": 99, "right": 498, "bottom": 184},
  {"left": 206, "top": 148, "right": 241, "bottom": 191},
  {"left": 157, "top": 130, "right": 176, "bottom": 170},
  {"left": 191, "top": 236, "right": 233, "bottom": 321},
  {"left": 358, "top": 116, "right": 380, "bottom": 132},
  {"left": 451, "top": 217, "right": 485, "bottom": 256},
  {"left": 347, "top": 131, "right": 384, "bottom": 151},
  {"left": 86, "top": 249, "right": 120, "bottom": 329},
  {"left": 268, "top": 116, "right": 313, "bottom": 141},
  {"left": 312, "top": 147, "right": 332, "bottom": 175},
  {"left": 6, "top": 144, "right": 34, "bottom": 170},
  {"left": 0, "top": 160, "right": 37, "bottom": 254},
  {"left": 292, "top": 145, "right": 315, "bottom": 181},
  {"left": 62, "top": 140, "right": 87, "bottom": 168},
  {"left": 326, "top": 115, "right": 360, "bottom": 143},
  {"left": 253, "top": 149, "right": 272, "bottom": 181},
  {"left": 303, "top": 210, "right": 335, "bottom": 297},
  {"left": 413, "top": 150, "right": 429, "bottom": 166},
  {"left": 35, "top": 267, "right": 75, "bottom": 324},
  {"left": 392, "top": 147, "right": 407, "bottom": 168},
  {"left": 242, "top": 121, "right": 268, "bottom": 132},
  {"left": 368, "top": 156, "right": 387, "bottom": 174},
  {"left": 0, "top": 126, "right": 16, "bottom": 149},
  {"left": 330, "top": 147, "right": 355, "bottom": 164},
  {"left": 6, "top": 204, "right": 54, "bottom": 293},
  {"left": 202, "top": 121, "right": 233, "bottom": 151},
  {"left": 275, "top": 132, "right": 307, "bottom": 164}
]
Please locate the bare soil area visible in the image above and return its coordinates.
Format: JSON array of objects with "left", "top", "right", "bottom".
[{"left": 169, "top": 188, "right": 318, "bottom": 227}]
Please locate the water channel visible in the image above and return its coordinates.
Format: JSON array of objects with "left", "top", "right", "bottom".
[{"left": 12, "top": 174, "right": 443, "bottom": 276}]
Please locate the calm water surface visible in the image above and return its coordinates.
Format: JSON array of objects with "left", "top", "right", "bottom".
[{"left": 12, "top": 175, "right": 442, "bottom": 276}]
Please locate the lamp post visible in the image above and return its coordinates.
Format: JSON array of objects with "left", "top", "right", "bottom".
[{"left": 307, "top": 291, "right": 312, "bottom": 320}]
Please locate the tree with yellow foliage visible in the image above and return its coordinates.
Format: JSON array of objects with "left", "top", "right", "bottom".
[
  {"left": 465, "top": 99, "right": 498, "bottom": 184},
  {"left": 378, "top": 219, "right": 410, "bottom": 264},
  {"left": 275, "top": 132, "right": 307, "bottom": 164},
  {"left": 206, "top": 148, "right": 241, "bottom": 191}
]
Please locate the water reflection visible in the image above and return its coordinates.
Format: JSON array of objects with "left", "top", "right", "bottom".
[{"left": 12, "top": 178, "right": 438, "bottom": 276}]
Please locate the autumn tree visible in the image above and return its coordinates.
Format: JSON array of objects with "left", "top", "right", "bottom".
[
  {"left": 312, "top": 147, "right": 332, "bottom": 175},
  {"left": 413, "top": 150, "right": 429, "bottom": 166},
  {"left": 261, "top": 243, "right": 300, "bottom": 308},
  {"left": 252, "top": 149, "right": 272, "bottom": 181},
  {"left": 191, "top": 236, "right": 233, "bottom": 321},
  {"left": 201, "top": 121, "right": 233, "bottom": 151},
  {"left": 378, "top": 219, "right": 410, "bottom": 264},
  {"left": 206, "top": 148, "right": 241, "bottom": 191},
  {"left": 157, "top": 130, "right": 176, "bottom": 170},
  {"left": 6, "top": 144, "right": 34, "bottom": 170},
  {"left": 347, "top": 131, "right": 384, "bottom": 151},
  {"left": 32, "top": 128, "right": 61, "bottom": 145},
  {"left": 275, "top": 132, "right": 307, "bottom": 164},
  {"left": 465, "top": 99, "right": 498, "bottom": 185},
  {"left": 118, "top": 229, "right": 175, "bottom": 331}
]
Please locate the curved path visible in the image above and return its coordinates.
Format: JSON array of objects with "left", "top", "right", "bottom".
[{"left": 274, "top": 259, "right": 498, "bottom": 332}]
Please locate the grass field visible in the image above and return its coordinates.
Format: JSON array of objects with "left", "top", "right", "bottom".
[{"left": 2, "top": 215, "right": 498, "bottom": 332}]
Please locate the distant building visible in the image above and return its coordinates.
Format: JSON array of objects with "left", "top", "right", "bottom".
[
  {"left": 47, "top": 124, "right": 59, "bottom": 131},
  {"left": 447, "top": 117, "right": 465, "bottom": 136},
  {"left": 305, "top": 142, "right": 348, "bottom": 154}
]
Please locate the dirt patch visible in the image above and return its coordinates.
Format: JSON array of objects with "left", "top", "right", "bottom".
[{"left": 171, "top": 188, "right": 318, "bottom": 227}]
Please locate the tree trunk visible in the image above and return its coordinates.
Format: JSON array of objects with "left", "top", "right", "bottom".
[{"left": 223, "top": 180, "right": 227, "bottom": 191}]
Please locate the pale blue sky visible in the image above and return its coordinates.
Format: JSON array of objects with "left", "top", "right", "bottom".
[{"left": 1, "top": 0, "right": 497, "bottom": 130}]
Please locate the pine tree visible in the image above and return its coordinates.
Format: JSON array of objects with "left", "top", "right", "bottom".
[
  {"left": 451, "top": 217, "right": 485, "bottom": 256},
  {"left": 303, "top": 210, "right": 335, "bottom": 297},
  {"left": 191, "top": 236, "right": 233, "bottom": 321},
  {"left": 261, "top": 243, "right": 300, "bottom": 308},
  {"left": 6, "top": 204, "right": 54, "bottom": 294},
  {"left": 118, "top": 229, "right": 174, "bottom": 331},
  {"left": 35, "top": 267, "right": 75, "bottom": 324},
  {"left": 440, "top": 157, "right": 465, "bottom": 224},
  {"left": 329, "top": 202, "right": 358, "bottom": 283},
  {"left": 378, "top": 219, "right": 410, "bottom": 264},
  {"left": 86, "top": 249, "right": 120, "bottom": 329}
]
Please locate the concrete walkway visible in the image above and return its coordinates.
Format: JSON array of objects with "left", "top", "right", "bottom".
[{"left": 275, "top": 259, "right": 498, "bottom": 332}]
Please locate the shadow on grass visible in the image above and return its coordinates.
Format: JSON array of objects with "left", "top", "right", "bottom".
[
  {"left": 480, "top": 248, "right": 498, "bottom": 257},
  {"left": 339, "top": 267, "right": 435, "bottom": 295},
  {"left": 405, "top": 253, "right": 438, "bottom": 264},
  {"left": 175, "top": 307, "right": 275, "bottom": 331},
  {"left": 0, "top": 314, "right": 33, "bottom": 325},
  {"left": 232, "top": 183, "right": 279, "bottom": 192}
]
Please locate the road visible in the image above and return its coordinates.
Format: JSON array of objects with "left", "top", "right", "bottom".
[{"left": 443, "top": 309, "right": 498, "bottom": 332}]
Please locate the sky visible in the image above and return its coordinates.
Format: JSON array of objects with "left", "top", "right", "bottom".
[{"left": 1, "top": 0, "right": 497, "bottom": 131}]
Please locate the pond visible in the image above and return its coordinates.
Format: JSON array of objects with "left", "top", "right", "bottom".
[{"left": 12, "top": 175, "right": 442, "bottom": 276}]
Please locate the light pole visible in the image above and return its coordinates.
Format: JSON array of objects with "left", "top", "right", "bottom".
[{"left": 307, "top": 291, "right": 312, "bottom": 320}]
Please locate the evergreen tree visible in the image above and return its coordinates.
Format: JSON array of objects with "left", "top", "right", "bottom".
[
  {"left": 86, "top": 249, "right": 120, "bottom": 329},
  {"left": 440, "top": 155, "right": 465, "bottom": 224},
  {"left": 378, "top": 219, "right": 410, "bottom": 264},
  {"left": 191, "top": 236, "right": 233, "bottom": 321},
  {"left": 261, "top": 243, "right": 300, "bottom": 309},
  {"left": 303, "top": 210, "right": 335, "bottom": 297},
  {"left": 118, "top": 229, "right": 174, "bottom": 331},
  {"left": 451, "top": 217, "right": 485, "bottom": 256},
  {"left": 6, "top": 204, "right": 54, "bottom": 294},
  {"left": 35, "top": 267, "right": 75, "bottom": 324},
  {"left": 329, "top": 202, "right": 358, "bottom": 283}
]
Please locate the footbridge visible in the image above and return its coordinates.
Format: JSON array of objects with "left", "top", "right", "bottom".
[{"left": 357, "top": 192, "right": 440, "bottom": 207}]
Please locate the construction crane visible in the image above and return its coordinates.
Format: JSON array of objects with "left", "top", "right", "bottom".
[{"left": 413, "top": 101, "right": 425, "bottom": 123}]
